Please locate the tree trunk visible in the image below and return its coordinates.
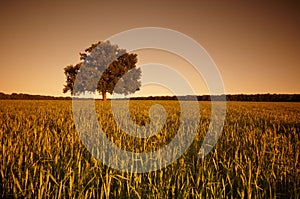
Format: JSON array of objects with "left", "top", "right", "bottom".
[{"left": 102, "top": 92, "right": 107, "bottom": 101}]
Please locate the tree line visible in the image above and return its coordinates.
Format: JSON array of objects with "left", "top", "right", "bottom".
[
  {"left": 0, "top": 92, "right": 71, "bottom": 100},
  {"left": 127, "top": 94, "right": 300, "bottom": 102},
  {"left": 1, "top": 92, "right": 299, "bottom": 102}
]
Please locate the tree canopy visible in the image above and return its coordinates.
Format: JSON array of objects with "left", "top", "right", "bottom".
[{"left": 63, "top": 41, "right": 141, "bottom": 100}]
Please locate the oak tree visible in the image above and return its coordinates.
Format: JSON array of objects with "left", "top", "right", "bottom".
[{"left": 63, "top": 41, "right": 141, "bottom": 101}]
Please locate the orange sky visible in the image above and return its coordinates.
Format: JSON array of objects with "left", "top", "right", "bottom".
[{"left": 0, "top": 0, "right": 299, "bottom": 97}]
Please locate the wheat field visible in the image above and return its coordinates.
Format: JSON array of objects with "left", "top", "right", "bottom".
[{"left": 0, "top": 100, "right": 299, "bottom": 198}]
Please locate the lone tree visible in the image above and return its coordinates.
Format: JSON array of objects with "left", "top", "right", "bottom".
[{"left": 63, "top": 41, "right": 141, "bottom": 101}]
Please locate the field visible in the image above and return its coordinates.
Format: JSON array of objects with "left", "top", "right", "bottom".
[{"left": 0, "top": 100, "right": 299, "bottom": 198}]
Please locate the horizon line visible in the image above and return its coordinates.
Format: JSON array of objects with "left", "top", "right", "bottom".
[{"left": 1, "top": 91, "right": 300, "bottom": 99}]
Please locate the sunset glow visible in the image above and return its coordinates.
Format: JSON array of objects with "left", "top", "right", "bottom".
[{"left": 0, "top": 1, "right": 299, "bottom": 96}]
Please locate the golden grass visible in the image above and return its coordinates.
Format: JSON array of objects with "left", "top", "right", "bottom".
[{"left": 0, "top": 100, "right": 299, "bottom": 198}]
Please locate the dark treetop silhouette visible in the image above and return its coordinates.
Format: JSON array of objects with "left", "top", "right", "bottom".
[{"left": 63, "top": 41, "right": 141, "bottom": 101}]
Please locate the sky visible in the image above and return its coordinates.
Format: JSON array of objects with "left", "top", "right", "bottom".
[{"left": 0, "top": 0, "right": 299, "bottom": 97}]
